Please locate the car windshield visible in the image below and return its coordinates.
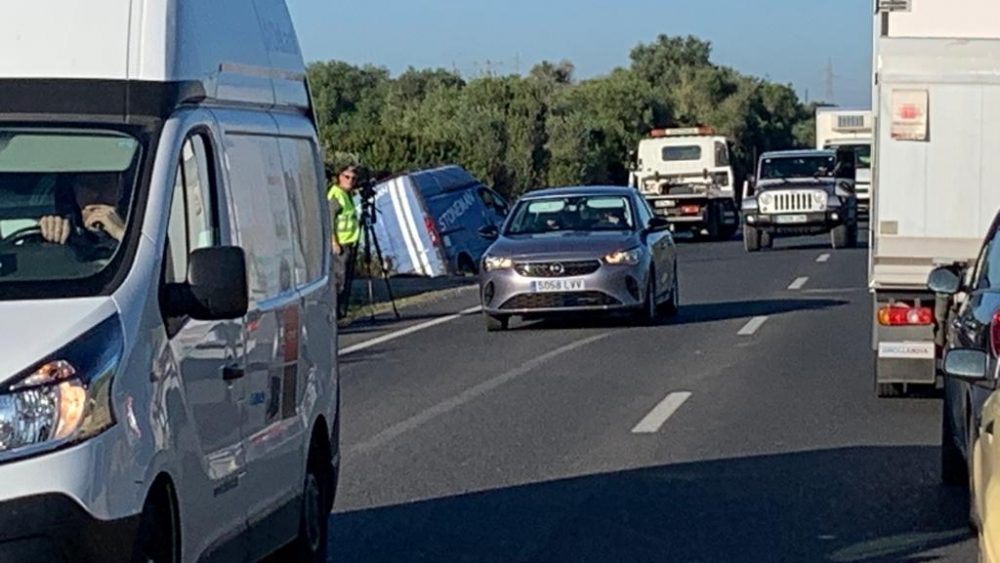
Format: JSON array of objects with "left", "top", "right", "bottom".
[
  {"left": 505, "top": 195, "right": 635, "bottom": 235},
  {"left": 760, "top": 155, "right": 836, "bottom": 180},
  {"left": 0, "top": 127, "right": 142, "bottom": 291}
]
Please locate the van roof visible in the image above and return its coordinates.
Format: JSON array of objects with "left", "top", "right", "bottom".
[{"left": 0, "top": 0, "right": 310, "bottom": 121}]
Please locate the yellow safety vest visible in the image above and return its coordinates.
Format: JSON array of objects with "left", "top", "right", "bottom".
[{"left": 327, "top": 185, "right": 360, "bottom": 245}]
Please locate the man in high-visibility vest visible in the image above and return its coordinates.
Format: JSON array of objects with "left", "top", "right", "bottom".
[{"left": 328, "top": 164, "right": 361, "bottom": 306}]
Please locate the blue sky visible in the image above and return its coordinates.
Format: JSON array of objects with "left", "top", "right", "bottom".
[{"left": 287, "top": 0, "right": 873, "bottom": 108}]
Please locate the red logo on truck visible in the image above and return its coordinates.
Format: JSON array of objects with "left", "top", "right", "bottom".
[{"left": 899, "top": 104, "right": 921, "bottom": 120}]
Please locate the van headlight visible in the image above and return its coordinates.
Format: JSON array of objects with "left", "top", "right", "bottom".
[
  {"left": 483, "top": 256, "right": 513, "bottom": 272},
  {"left": 0, "top": 316, "right": 121, "bottom": 461},
  {"left": 604, "top": 247, "right": 642, "bottom": 266}
]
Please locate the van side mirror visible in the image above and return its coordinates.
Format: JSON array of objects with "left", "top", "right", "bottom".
[
  {"left": 164, "top": 247, "right": 249, "bottom": 321},
  {"left": 478, "top": 225, "right": 499, "bottom": 241},
  {"left": 943, "top": 349, "right": 989, "bottom": 382},
  {"left": 928, "top": 266, "right": 962, "bottom": 295}
]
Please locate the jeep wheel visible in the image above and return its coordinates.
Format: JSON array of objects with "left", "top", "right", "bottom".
[
  {"left": 744, "top": 227, "right": 761, "bottom": 252},
  {"left": 831, "top": 224, "right": 849, "bottom": 249}
]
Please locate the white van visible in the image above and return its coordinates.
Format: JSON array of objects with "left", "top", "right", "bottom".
[{"left": 0, "top": 1, "right": 338, "bottom": 562}]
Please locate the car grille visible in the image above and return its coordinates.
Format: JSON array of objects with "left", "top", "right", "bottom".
[
  {"left": 500, "top": 292, "right": 621, "bottom": 310},
  {"left": 760, "top": 190, "right": 825, "bottom": 214},
  {"left": 514, "top": 260, "right": 601, "bottom": 278}
]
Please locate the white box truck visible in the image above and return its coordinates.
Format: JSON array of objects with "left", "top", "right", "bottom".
[
  {"left": 816, "top": 108, "right": 873, "bottom": 210},
  {"left": 870, "top": 0, "right": 1000, "bottom": 396}
]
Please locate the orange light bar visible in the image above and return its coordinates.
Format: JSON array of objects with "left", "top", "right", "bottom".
[{"left": 649, "top": 126, "right": 717, "bottom": 138}]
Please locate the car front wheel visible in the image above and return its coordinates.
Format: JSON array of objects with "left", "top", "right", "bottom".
[{"left": 485, "top": 313, "right": 509, "bottom": 332}]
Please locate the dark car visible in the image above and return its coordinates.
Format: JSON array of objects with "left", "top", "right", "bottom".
[
  {"left": 478, "top": 186, "right": 679, "bottom": 331},
  {"left": 928, "top": 211, "right": 1000, "bottom": 523}
]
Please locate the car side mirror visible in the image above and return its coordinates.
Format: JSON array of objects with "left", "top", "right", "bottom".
[
  {"left": 164, "top": 246, "right": 249, "bottom": 321},
  {"left": 928, "top": 266, "right": 963, "bottom": 295},
  {"left": 645, "top": 217, "right": 670, "bottom": 232},
  {"left": 478, "top": 225, "right": 499, "bottom": 240},
  {"left": 943, "top": 349, "right": 989, "bottom": 382}
]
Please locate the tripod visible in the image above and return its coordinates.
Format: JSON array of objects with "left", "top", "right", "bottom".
[{"left": 339, "top": 193, "right": 400, "bottom": 321}]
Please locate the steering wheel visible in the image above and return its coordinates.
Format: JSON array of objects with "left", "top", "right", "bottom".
[{"left": 1, "top": 225, "right": 47, "bottom": 246}]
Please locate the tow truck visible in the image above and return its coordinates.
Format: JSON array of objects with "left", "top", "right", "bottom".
[{"left": 628, "top": 127, "right": 739, "bottom": 240}]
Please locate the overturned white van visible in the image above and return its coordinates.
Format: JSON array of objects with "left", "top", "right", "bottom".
[{"left": 0, "top": 1, "right": 338, "bottom": 561}]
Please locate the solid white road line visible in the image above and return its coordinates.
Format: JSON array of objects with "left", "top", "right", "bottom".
[
  {"left": 788, "top": 277, "right": 809, "bottom": 290},
  {"left": 348, "top": 333, "right": 613, "bottom": 455},
  {"left": 817, "top": 253, "right": 831, "bottom": 263},
  {"left": 631, "top": 392, "right": 693, "bottom": 434},
  {"left": 339, "top": 305, "right": 483, "bottom": 356},
  {"left": 738, "top": 316, "right": 769, "bottom": 336}
]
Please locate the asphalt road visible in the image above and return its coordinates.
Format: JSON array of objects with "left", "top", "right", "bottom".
[{"left": 329, "top": 231, "right": 978, "bottom": 563}]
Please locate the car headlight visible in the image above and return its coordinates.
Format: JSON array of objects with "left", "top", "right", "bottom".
[
  {"left": 0, "top": 316, "right": 121, "bottom": 461},
  {"left": 812, "top": 191, "right": 827, "bottom": 211},
  {"left": 759, "top": 193, "right": 774, "bottom": 207},
  {"left": 604, "top": 247, "right": 642, "bottom": 266},
  {"left": 483, "top": 256, "right": 513, "bottom": 272}
]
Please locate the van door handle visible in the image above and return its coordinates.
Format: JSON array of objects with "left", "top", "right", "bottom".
[{"left": 222, "top": 363, "right": 245, "bottom": 381}]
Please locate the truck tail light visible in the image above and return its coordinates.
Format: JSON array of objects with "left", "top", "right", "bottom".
[
  {"left": 878, "top": 304, "right": 933, "bottom": 326},
  {"left": 990, "top": 311, "right": 1000, "bottom": 357},
  {"left": 424, "top": 216, "right": 441, "bottom": 246}
]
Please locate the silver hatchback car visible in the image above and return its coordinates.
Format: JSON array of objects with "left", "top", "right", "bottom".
[{"left": 478, "top": 186, "right": 679, "bottom": 331}]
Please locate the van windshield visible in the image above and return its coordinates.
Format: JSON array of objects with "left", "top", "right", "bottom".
[{"left": 0, "top": 127, "right": 142, "bottom": 291}]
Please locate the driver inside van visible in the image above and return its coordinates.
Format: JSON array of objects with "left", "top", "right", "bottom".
[{"left": 39, "top": 174, "right": 125, "bottom": 245}]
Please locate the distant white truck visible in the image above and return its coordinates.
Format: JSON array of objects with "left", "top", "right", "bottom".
[
  {"left": 816, "top": 108, "right": 872, "bottom": 210},
  {"left": 870, "top": 0, "right": 1000, "bottom": 397},
  {"left": 628, "top": 127, "right": 739, "bottom": 240}
]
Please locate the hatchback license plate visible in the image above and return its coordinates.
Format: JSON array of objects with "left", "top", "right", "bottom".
[
  {"left": 532, "top": 279, "right": 585, "bottom": 293},
  {"left": 776, "top": 214, "right": 808, "bottom": 224}
]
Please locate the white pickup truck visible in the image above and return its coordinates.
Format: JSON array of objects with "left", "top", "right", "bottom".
[{"left": 870, "top": 0, "right": 1000, "bottom": 396}]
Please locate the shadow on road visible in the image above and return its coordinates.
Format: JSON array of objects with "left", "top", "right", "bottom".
[
  {"left": 671, "top": 298, "right": 847, "bottom": 326},
  {"left": 339, "top": 313, "right": 453, "bottom": 336},
  {"left": 517, "top": 298, "right": 847, "bottom": 331},
  {"left": 769, "top": 241, "right": 872, "bottom": 251},
  {"left": 329, "top": 446, "right": 973, "bottom": 563}
]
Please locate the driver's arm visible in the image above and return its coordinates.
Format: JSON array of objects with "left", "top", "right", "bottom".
[{"left": 39, "top": 215, "right": 71, "bottom": 245}]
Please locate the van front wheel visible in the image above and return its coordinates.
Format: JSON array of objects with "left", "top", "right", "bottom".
[
  {"left": 131, "top": 482, "right": 179, "bottom": 563},
  {"left": 293, "top": 445, "right": 332, "bottom": 562}
]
